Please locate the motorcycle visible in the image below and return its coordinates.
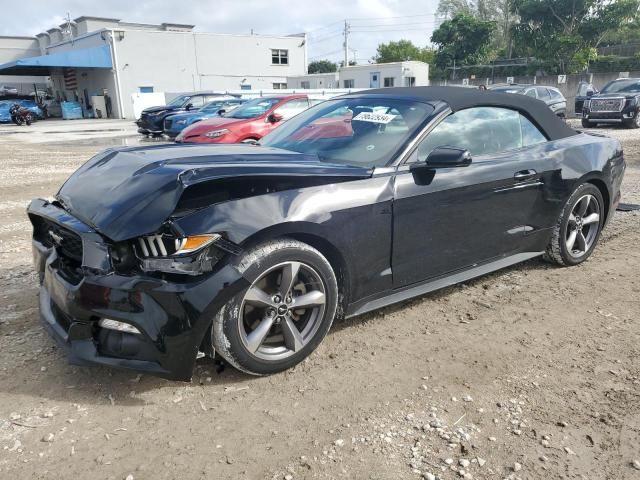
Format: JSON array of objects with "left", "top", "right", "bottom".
[{"left": 10, "top": 104, "right": 35, "bottom": 126}]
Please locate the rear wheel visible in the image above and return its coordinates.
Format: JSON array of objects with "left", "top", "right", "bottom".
[
  {"left": 581, "top": 118, "right": 594, "bottom": 128},
  {"left": 212, "top": 239, "right": 338, "bottom": 375},
  {"left": 544, "top": 183, "right": 604, "bottom": 266},
  {"left": 25, "top": 113, "right": 33, "bottom": 125}
]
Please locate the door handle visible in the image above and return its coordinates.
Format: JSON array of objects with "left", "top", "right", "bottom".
[{"left": 514, "top": 169, "right": 537, "bottom": 181}]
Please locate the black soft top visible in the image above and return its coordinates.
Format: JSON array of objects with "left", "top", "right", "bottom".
[{"left": 356, "top": 86, "right": 577, "bottom": 141}]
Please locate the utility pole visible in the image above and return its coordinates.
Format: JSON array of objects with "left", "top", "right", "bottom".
[{"left": 343, "top": 20, "right": 350, "bottom": 67}]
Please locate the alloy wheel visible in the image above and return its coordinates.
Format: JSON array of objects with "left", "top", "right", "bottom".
[
  {"left": 238, "top": 261, "right": 326, "bottom": 361},
  {"left": 566, "top": 194, "right": 600, "bottom": 258}
]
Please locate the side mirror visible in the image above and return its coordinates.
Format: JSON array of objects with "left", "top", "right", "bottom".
[
  {"left": 268, "top": 112, "right": 283, "bottom": 124},
  {"left": 185, "top": 103, "right": 194, "bottom": 110},
  {"left": 586, "top": 90, "right": 594, "bottom": 97},
  {"left": 217, "top": 109, "right": 226, "bottom": 115},
  {"left": 420, "top": 146, "right": 472, "bottom": 169}
]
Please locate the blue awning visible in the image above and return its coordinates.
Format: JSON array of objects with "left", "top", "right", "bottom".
[{"left": 0, "top": 45, "right": 112, "bottom": 75}]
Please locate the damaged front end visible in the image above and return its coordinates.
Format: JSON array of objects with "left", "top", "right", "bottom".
[{"left": 27, "top": 198, "right": 247, "bottom": 381}]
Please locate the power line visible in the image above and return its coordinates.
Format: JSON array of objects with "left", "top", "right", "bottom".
[{"left": 347, "top": 13, "right": 437, "bottom": 22}]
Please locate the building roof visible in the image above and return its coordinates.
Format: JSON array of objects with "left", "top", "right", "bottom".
[
  {"left": 73, "top": 16, "right": 121, "bottom": 23},
  {"left": 352, "top": 86, "right": 577, "bottom": 140}
]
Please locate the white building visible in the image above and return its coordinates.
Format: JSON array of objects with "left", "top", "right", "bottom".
[
  {"left": 0, "top": 16, "right": 307, "bottom": 118},
  {"left": 288, "top": 61, "right": 429, "bottom": 90}
]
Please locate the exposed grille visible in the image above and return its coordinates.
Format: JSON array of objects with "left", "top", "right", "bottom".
[
  {"left": 136, "top": 234, "right": 178, "bottom": 258},
  {"left": 32, "top": 216, "right": 83, "bottom": 263},
  {"left": 590, "top": 98, "right": 624, "bottom": 112}
]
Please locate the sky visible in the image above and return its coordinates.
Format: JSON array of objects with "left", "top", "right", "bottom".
[{"left": 0, "top": 0, "right": 440, "bottom": 64}]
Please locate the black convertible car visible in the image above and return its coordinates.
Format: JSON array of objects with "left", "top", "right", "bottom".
[{"left": 28, "top": 87, "right": 625, "bottom": 379}]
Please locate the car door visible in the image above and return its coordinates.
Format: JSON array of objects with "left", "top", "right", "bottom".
[{"left": 391, "top": 106, "right": 550, "bottom": 288}]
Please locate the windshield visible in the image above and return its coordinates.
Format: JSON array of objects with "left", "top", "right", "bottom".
[
  {"left": 168, "top": 95, "right": 191, "bottom": 107},
  {"left": 260, "top": 97, "right": 433, "bottom": 168},
  {"left": 225, "top": 97, "right": 282, "bottom": 119},
  {"left": 601, "top": 79, "right": 640, "bottom": 94},
  {"left": 200, "top": 101, "right": 227, "bottom": 113}
]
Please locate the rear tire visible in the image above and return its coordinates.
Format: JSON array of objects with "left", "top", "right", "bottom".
[
  {"left": 544, "top": 183, "right": 604, "bottom": 266},
  {"left": 212, "top": 239, "right": 338, "bottom": 375},
  {"left": 581, "top": 118, "right": 594, "bottom": 128}
]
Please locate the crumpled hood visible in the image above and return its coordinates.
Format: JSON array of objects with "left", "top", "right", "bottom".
[{"left": 56, "top": 144, "right": 371, "bottom": 241}]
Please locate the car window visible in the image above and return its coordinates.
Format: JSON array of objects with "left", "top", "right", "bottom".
[
  {"left": 260, "top": 97, "right": 433, "bottom": 168},
  {"left": 416, "top": 107, "right": 547, "bottom": 159},
  {"left": 274, "top": 99, "right": 309, "bottom": 120},
  {"left": 187, "top": 96, "right": 206, "bottom": 108},
  {"left": 524, "top": 89, "right": 537, "bottom": 98},
  {"left": 601, "top": 79, "right": 640, "bottom": 93},
  {"left": 536, "top": 87, "right": 551, "bottom": 100},
  {"left": 520, "top": 115, "right": 547, "bottom": 146},
  {"left": 549, "top": 89, "right": 563, "bottom": 99},
  {"left": 225, "top": 97, "right": 282, "bottom": 119}
]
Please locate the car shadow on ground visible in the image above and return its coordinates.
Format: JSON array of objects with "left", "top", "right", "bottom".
[{"left": 0, "top": 257, "right": 555, "bottom": 405}]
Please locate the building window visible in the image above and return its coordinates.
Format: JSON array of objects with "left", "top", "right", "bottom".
[
  {"left": 404, "top": 77, "right": 416, "bottom": 87},
  {"left": 271, "top": 49, "right": 289, "bottom": 65},
  {"left": 240, "top": 84, "right": 252, "bottom": 90},
  {"left": 139, "top": 86, "right": 154, "bottom": 93},
  {"left": 343, "top": 79, "right": 354, "bottom": 88},
  {"left": 272, "top": 83, "right": 288, "bottom": 89},
  {"left": 384, "top": 77, "right": 395, "bottom": 87},
  {"left": 301, "top": 81, "right": 310, "bottom": 89}
]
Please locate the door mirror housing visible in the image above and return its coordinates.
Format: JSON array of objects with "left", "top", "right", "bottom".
[
  {"left": 217, "top": 109, "right": 226, "bottom": 115},
  {"left": 423, "top": 146, "right": 472, "bottom": 168},
  {"left": 185, "top": 103, "right": 194, "bottom": 111},
  {"left": 586, "top": 90, "right": 594, "bottom": 97},
  {"left": 267, "top": 112, "right": 283, "bottom": 124}
]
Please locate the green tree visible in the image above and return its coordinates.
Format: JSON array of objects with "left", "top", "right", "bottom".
[
  {"left": 308, "top": 60, "right": 338, "bottom": 74},
  {"left": 430, "top": 14, "right": 496, "bottom": 77},
  {"left": 372, "top": 40, "right": 430, "bottom": 63},
  {"left": 437, "top": 0, "right": 516, "bottom": 55},
  {"left": 511, "top": 0, "right": 640, "bottom": 73}
]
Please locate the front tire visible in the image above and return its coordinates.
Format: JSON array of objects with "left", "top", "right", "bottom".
[
  {"left": 624, "top": 109, "right": 640, "bottom": 129},
  {"left": 581, "top": 118, "right": 594, "bottom": 128},
  {"left": 212, "top": 239, "right": 338, "bottom": 375},
  {"left": 544, "top": 183, "right": 604, "bottom": 266}
]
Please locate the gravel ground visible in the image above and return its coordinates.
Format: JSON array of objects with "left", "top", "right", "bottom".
[{"left": 0, "top": 121, "right": 638, "bottom": 480}]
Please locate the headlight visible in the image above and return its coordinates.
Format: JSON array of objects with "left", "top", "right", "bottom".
[
  {"left": 151, "top": 110, "right": 166, "bottom": 116},
  {"left": 205, "top": 128, "right": 230, "bottom": 138},
  {"left": 583, "top": 100, "right": 590, "bottom": 109},
  {"left": 135, "top": 233, "right": 224, "bottom": 275}
]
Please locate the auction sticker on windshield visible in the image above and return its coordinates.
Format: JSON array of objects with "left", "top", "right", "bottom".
[{"left": 352, "top": 112, "right": 396, "bottom": 124}]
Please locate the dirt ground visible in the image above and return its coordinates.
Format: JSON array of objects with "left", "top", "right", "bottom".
[{"left": 0, "top": 120, "right": 638, "bottom": 480}]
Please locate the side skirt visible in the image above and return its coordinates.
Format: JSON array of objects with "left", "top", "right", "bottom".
[{"left": 346, "top": 252, "right": 543, "bottom": 318}]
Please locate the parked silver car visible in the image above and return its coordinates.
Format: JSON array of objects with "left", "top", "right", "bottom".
[
  {"left": 0, "top": 85, "right": 19, "bottom": 96},
  {"left": 489, "top": 84, "right": 567, "bottom": 117}
]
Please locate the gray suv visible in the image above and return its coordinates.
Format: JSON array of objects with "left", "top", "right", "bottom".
[{"left": 489, "top": 84, "right": 567, "bottom": 117}]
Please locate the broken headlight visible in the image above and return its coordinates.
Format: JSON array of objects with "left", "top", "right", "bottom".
[{"left": 135, "top": 233, "right": 224, "bottom": 275}]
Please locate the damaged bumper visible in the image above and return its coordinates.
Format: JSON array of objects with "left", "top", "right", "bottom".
[{"left": 27, "top": 198, "right": 248, "bottom": 381}]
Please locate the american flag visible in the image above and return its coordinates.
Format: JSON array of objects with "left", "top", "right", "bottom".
[{"left": 63, "top": 68, "right": 77, "bottom": 90}]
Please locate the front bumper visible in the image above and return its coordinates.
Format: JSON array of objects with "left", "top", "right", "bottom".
[
  {"left": 583, "top": 104, "right": 637, "bottom": 123},
  {"left": 136, "top": 117, "right": 164, "bottom": 135},
  {"left": 28, "top": 199, "right": 248, "bottom": 381}
]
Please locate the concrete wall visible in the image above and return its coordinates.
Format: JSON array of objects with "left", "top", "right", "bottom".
[
  {"left": 287, "top": 72, "right": 339, "bottom": 89},
  {"left": 0, "top": 36, "right": 41, "bottom": 63},
  {"left": 289, "top": 61, "right": 430, "bottom": 90},
  {"left": 44, "top": 28, "right": 307, "bottom": 118},
  {"left": 442, "top": 71, "right": 640, "bottom": 115}
]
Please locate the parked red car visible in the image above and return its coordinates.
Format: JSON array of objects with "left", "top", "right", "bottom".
[{"left": 175, "top": 95, "right": 311, "bottom": 144}]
